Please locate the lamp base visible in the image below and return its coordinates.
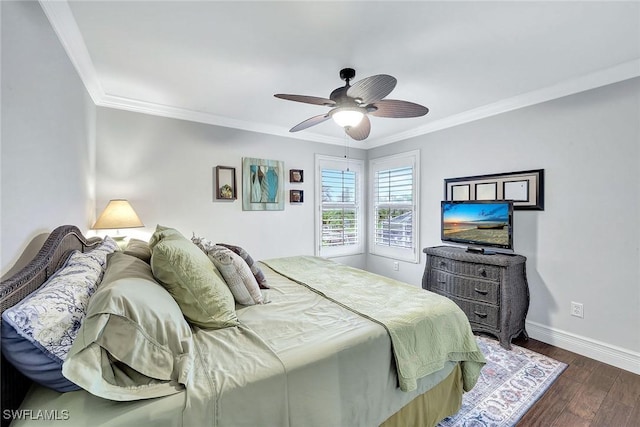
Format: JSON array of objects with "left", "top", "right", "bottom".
[{"left": 108, "top": 234, "right": 128, "bottom": 250}]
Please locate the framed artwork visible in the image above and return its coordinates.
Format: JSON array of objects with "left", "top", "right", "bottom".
[
  {"left": 504, "top": 180, "right": 529, "bottom": 202},
  {"left": 475, "top": 182, "right": 497, "bottom": 200},
  {"left": 451, "top": 184, "right": 470, "bottom": 201},
  {"left": 242, "top": 157, "right": 285, "bottom": 211},
  {"left": 444, "top": 169, "right": 544, "bottom": 210},
  {"left": 215, "top": 166, "right": 236, "bottom": 200},
  {"left": 289, "top": 169, "right": 304, "bottom": 183},
  {"left": 290, "top": 190, "right": 304, "bottom": 203}
]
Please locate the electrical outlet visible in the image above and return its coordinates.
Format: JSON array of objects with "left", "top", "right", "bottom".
[
  {"left": 571, "top": 302, "right": 584, "bottom": 318},
  {"left": 393, "top": 261, "right": 399, "bottom": 271}
]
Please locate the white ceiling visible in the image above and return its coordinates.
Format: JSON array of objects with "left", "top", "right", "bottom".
[{"left": 42, "top": 1, "right": 640, "bottom": 149}]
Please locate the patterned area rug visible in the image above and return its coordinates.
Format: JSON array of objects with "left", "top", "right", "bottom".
[{"left": 438, "top": 336, "right": 567, "bottom": 427}]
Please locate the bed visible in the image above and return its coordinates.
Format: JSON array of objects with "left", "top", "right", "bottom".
[{"left": 0, "top": 225, "right": 485, "bottom": 427}]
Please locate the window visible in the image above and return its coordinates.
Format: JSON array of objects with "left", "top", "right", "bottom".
[
  {"left": 370, "top": 150, "right": 420, "bottom": 262},
  {"left": 315, "top": 155, "right": 364, "bottom": 257}
]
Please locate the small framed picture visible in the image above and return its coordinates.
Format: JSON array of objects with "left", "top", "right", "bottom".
[
  {"left": 290, "top": 169, "right": 304, "bottom": 183},
  {"left": 451, "top": 184, "right": 470, "bottom": 201},
  {"left": 215, "top": 166, "right": 236, "bottom": 200},
  {"left": 504, "top": 180, "right": 530, "bottom": 202},
  {"left": 290, "top": 190, "right": 304, "bottom": 203},
  {"left": 475, "top": 182, "right": 497, "bottom": 200}
]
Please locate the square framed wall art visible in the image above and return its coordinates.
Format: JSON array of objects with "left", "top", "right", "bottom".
[
  {"left": 242, "top": 157, "right": 285, "bottom": 211},
  {"left": 290, "top": 190, "right": 304, "bottom": 203},
  {"left": 289, "top": 169, "right": 304, "bottom": 183}
]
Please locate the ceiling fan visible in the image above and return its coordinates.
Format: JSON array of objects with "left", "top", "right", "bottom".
[{"left": 274, "top": 68, "right": 429, "bottom": 141}]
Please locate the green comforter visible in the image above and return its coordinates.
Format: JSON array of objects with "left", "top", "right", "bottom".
[{"left": 262, "top": 256, "right": 486, "bottom": 392}]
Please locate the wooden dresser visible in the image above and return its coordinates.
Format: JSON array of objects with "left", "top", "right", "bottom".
[{"left": 422, "top": 246, "right": 529, "bottom": 349}]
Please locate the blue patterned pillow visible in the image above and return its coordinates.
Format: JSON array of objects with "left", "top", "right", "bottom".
[{"left": 1, "top": 236, "right": 117, "bottom": 391}]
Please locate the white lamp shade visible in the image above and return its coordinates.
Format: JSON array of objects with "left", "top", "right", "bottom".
[
  {"left": 92, "top": 199, "right": 144, "bottom": 229},
  {"left": 332, "top": 109, "right": 364, "bottom": 128}
]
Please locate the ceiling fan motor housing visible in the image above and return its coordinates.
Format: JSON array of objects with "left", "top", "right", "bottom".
[{"left": 330, "top": 86, "right": 358, "bottom": 105}]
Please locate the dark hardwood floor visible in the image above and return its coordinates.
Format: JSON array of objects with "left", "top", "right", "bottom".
[{"left": 512, "top": 337, "right": 640, "bottom": 427}]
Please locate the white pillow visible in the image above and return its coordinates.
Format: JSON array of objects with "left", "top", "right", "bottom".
[{"left": 203, "top": 245, "right": 264, "bottom": 306}]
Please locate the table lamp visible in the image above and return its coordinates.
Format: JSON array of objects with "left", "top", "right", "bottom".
[{"left": 92, "top": 199, "right": 144, "bottom": 241}]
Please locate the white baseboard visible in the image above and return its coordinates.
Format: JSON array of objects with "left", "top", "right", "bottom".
[{"left": 526, "top": 321, "right": 640, "bottom": 374}]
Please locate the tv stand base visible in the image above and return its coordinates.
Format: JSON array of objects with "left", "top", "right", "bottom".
[{"left": 466, "top": 247, "right": 496, "bottom": 255}]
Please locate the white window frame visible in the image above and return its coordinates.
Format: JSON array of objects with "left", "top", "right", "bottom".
[
  {"left": 315, "top": 154, "right": 365, "bottom": 258},
  {"left": 369, "top": 150, "right": 420, "bottom": 263}
]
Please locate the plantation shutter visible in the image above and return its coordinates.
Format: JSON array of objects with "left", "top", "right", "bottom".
[
  {"left": 370, "top": 150, "right": 420, "bottom": 263},
  {"left": 321, "top": 169, "right": 358, "bottom": 248},
  {"left": 374, "top": 166, "right": 414, "bottom": 249},
  {"left": 315, "top": 155, "right": 364, "bottom": 258}
]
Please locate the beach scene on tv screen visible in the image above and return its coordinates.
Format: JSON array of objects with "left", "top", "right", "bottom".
[{"left": 443, "top": 203, "right": 510, "bottom": 246}]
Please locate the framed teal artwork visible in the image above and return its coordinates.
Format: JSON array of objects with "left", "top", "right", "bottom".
[{"left": 242, "top": 157, "right": 285, "bottom": 211}]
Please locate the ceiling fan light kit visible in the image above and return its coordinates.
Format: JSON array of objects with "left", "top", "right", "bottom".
[
  {"left": 331, "top": 108, "right": 365, "bottom": 128},
  {"left": 275, "top": 68, "right": 429, "bottom": 141}
]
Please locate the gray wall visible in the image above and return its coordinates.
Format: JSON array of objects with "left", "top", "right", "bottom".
[
  {"left": 94, "top": 107, "right": 368, "bottom": 268},
  {"left": 367, "top": 78, "right": 640, "bottom": 368},
  {"left": 1, "top": 1, "right": 96, "bottom": 276}
]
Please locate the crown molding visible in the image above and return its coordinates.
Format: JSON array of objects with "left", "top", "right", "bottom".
[
  {"left": 97, "top": 93, "right": 347, "bottom": 146},
  {"left": 40, "top": 0, "right": 640, "bottom": 149},
  {"left": 39, "top": 0, "right": 105, "bottom": 103},
  {"left": 366, "top": 59, "right": 640, "bottom": 149}
]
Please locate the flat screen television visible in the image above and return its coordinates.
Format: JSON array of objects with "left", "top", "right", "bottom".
[{"left": 441, "top": 200, "right": 513, "bottom": 251}]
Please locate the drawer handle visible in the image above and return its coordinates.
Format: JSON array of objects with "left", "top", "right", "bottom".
[
  {"left": 473, "top": 311, "right": 488, "bottom": 318},
  {"left": 479, "top": 268, "right": 487, "bottom": 276},
  {"left": 474, "top": 288, "right": 489, "bottom": 295},
  {"left": 439, "top": 261, "right": 447, "bottom": 267}
]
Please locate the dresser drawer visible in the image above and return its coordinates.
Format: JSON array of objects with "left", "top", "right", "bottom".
[
  {"left": 429, "top": 256, "right": 501, "bottom": 281},
  {"left": 448, "top": 296, "right": 500, "bottom": 329},
  {"left": 429, "top": 270, "right": 500, "bottom": 304}
]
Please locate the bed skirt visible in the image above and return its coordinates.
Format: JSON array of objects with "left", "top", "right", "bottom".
[{"left": 380, "top": 363, "right": 463, "bottom": 427}]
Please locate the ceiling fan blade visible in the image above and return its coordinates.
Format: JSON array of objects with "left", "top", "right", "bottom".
[
  {"left": 290, "top": 114, "right": 331, "bottom": 132},
  {"left": 345, "top": 115, "right": 371, "bottom": 141},
  {"left": 275, "top": 94, "right": 336, "bottom": 107},
  {"left": 369, "top": 99, "right": 429, "bottom": 118},
  {"left": 347, "top": 75, "right": 397, "bottom": 104}
]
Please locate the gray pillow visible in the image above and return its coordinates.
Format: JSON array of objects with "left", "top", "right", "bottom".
[{"left": 123, "top": 238, "right": 151, "bottom": 263}]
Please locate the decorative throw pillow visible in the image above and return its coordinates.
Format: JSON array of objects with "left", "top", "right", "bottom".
[
  {"left": 192, "top": 235, "right": 269, "bottom": 290},
  {"left": 217, "top": 243, "right": 269, "bottom": 289},
  {"left": 150, "top": 225, "right": 238, "bottom": 329},
  {"left": 1, "top": 237, "right": 117, "bottom": 392},
  {"left": 123, "top": 238, "right": 152, "bottom": 263},
  {"left": 204, "top": 245, "right": 264, "bottom": 305},
  {"left": 63, "top": 252, "right": 194, "bottom": 401}
]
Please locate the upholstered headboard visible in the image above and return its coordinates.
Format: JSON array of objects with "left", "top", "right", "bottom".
[{"left": 0, "top": 225, "right": 102, "bottom": 427}]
